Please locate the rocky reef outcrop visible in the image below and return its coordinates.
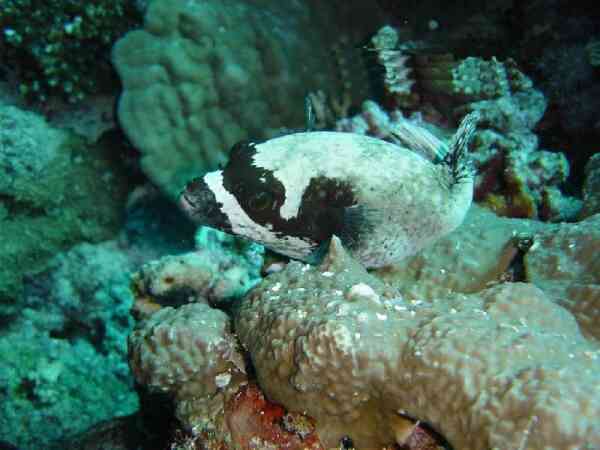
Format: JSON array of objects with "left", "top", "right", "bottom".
[{"left": 123, "top": 208, "right": 600, "bottom": 449}]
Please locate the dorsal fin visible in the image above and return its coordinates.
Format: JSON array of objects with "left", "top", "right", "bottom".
[
  {"left": 442, "top": 111, "right": 480, "bottom": 187},
  {"left": 304, "top": 94, "right": 316, "bottom": 131},
  {"left": 390, "top": 120, "right": 448, "bottom": 163}
]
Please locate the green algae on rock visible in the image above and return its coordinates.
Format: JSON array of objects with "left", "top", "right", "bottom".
[
  {"left": 0, "top": 242, "right": 139, "bottom": 449},
  {"left": 0, "top": 102, "right": 130, "bottom": 306}
]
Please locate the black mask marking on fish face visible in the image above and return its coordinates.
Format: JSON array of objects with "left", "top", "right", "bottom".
[
  {"left": 179, "top": 177, "right": 233, "bottom": 232},
  {"left": 222, "top": 140, "right": 287, "bottom": 227},
  {"left": 222, "top": 140, "right": 358, "bottom": 245}
]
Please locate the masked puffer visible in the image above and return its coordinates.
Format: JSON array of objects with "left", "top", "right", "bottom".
[{"left": 179, "top": 113, "right": 479, "bottom": 268}]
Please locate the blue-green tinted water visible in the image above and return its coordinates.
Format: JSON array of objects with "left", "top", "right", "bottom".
[{"left": 1, "top": 1, "right": 599, "bottom": 449}]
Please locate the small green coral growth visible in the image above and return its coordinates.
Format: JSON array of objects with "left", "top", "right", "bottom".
[{"left": 0, "top": 0, "right": 141, "bottom": 103}]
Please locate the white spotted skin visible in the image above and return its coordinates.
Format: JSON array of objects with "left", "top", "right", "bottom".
[{"left": 250, "top": 131, "right": 473, "bottom": 268}]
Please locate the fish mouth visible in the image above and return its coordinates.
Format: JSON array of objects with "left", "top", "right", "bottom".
[
  {"left": 178, "top": 176, "right": 232, "bottom": 232},
  {"left": 179, "top": 189, "right": 202, "bottom": 214},
  {"left": 178, "top": 178, "right": 207, "bottom": 217}
]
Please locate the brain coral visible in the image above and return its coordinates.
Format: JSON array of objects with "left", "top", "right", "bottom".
[
  {"left": 112, "top": 0, "right": 343, "bottom": 198},
  {"left": 235, "top": 237, "right": 600, "bottom": 450}
]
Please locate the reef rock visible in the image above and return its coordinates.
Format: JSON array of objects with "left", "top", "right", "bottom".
[
  {"left": 0, "top": 241, "right": 139, "bottom": 449},
  {"left": 235, "top": 236, "right": 600, "bottom": 450},
  {"left": 123, "top": 203, "right": 600, "bottom": 449},
  {"left": 0, "top": 101, "right": 129, "bottom": 305},
  {"left": 130, "top": 227, "right": 263, "bottom": 313},
  {"left": 580, "top": 153, "right": 600, "bottom": 219},
  {"left": 379, "top": 205, "right": 600, "bottom": 343}
]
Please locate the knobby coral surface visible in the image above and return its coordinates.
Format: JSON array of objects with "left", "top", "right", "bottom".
[
  {"left": 235, "top": 237, "right": 600, "bottom": 450},
  {"left": 378, "top": 205, "right": 600, "bottom": 343},
  {"left": 127, "top": 218, "right": 600, "bottom": 449}
]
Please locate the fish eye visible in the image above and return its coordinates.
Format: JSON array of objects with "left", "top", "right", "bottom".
[
  {"left": 248, "top": 191, "right": 273, "bottom": 211},
  {"left": 186, "top": 177, "right": 203, "bottom": 192}
]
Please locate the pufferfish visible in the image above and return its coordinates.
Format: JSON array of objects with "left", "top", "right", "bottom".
[{"left": 179, "top": 113, "right": 479, "bottom": 268}]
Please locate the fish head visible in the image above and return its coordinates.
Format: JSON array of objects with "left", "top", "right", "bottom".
[
  {"left": 179, "top": 138, "right": 359, "bottom": 259},
  {"left": 179, "top": 175, "right": 233, "bottom": 232},
  {"left": 178, "top": 140, "right": 296, "bottom": 246}
]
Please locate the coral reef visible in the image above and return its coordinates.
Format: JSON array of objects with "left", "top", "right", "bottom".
[
  {"left": 357, "top": 22, "right": 595, "bottom": 222},
  {"left": 0, "top": 0, "right": 141, "bottom": 103},
  {"left": 378, "top": 205, "right": 600, "bottom": 342},
  {"left": 112, "top": 0, "right": 355, "bottom": 198},
  {"left": 131, "top": 227, "right": 263, "bottom": 310},
  {"left": 129, "top": 302, "right": 443, "bottom": 450},
  {"left": 341, "top": 38, "right": 580, "bottom": 221},
  {"left": 23, "top": 241, "right": 136, "bottom": 355},
  {"left": 453, "top": 59, "right": 545, "bottom": 130},
  {"left": 0, "top": 100, "right": 130, "bottom": 304},
  {"left": 0, "top": 185, "right": 265, "bottom": 449},
  {"left": 235, "top": 237, "right": 600, "bottom": 449},
  {"left": 129, "top": 301, "right": 246, "bottom": 430},
  {"left": 336, "top": 99, "right": 409, "bottom": 140},
  {"left": 418, "top": 56, "right": 515, "bottom": 102},
  {"left": 376, "top": 205, "right": 544, "bottom": 298},
  {"left": 499, "top": 145, "right": 579, "bottom": 221},
  {"left": 580, "top": 153, "right": 600, "bottom": 219},
  {"left": 524, "top": 213, "right": 600, "bottom": 342},
  {"left": 335, "top": 100, "right": 454, "bottom": 165},
  {"left": 413, "top": 53, "right": 579, "bottom": 219},
  {"left": 370, "top": 25, "right": 418, "bottom": 107},
  {"left": 131, "top": 232, "right": 600, "bottom": 449},
  {"left": 223, "top": 384, "right": 324, "bottom": 450},
  {"left": 128, "top": 289, "right": 324, "bottom": 449},
  {"left": 2, "top": 2, "right": 599, "bottom": 449},
  {"left": 0, "top": 241, "right": 139, "bottom": 449}
]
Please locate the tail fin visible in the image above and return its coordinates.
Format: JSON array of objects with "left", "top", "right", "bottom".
[{"left": 442, "top": 111, "right": 480, "bottom": 187}]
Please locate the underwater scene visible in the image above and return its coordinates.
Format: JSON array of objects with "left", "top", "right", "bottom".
[{"left": 1, "top": 0, "right": 599, "bottom": 449}]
